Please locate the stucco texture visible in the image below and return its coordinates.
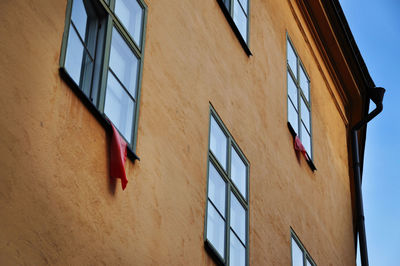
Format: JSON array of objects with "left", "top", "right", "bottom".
[{"left": 0, "top": 0, "right": 355, "bottom": 265}]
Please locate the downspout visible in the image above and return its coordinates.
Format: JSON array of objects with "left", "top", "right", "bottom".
[{"left": 352, "top": 86, "right": 385, "bottom": 266}]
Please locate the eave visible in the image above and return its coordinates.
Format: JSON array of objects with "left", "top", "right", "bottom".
[{"left": 295, "top": 0, "right": 377, "bottom": 251}]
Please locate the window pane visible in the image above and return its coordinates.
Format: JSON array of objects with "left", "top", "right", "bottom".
[
  {"left": 71, "top": 0, "right": 88, "bottom": 38},
  {"left": 207, "top": 202, "right": 226, "bottom": 258},
  {"left": 229, "top": 231, "right": 246, "bottom": 266},
  {"left": 238, "top": 0, "right": 248, "bottom": 14},
  {"left": 300, "top": 66, "right": 310, "bottom": 102},
  {"left": 230, "top": 193, "right": 246, "bottom": 243},
  {"left": 104, "top": 72, "right": 135, "bottom": 142},
  {"left": 287, "top": 40, "right": 297, "bottom": 77},
  {"left": 306, "top": 259, "right": 313, "bottom": 266},
  {"left": 301, "top": 124, "right": 311, "bottom": 156},
  {"left": 210, "top": 117, "right": 228, "bottom": 170},
  {"left": 109, "top": 28, "right": 139, "bottom": 98},
  {"left": 223, "top": 0, "right": 230, "bottom": 10},
  {"left": 291, "top": 237, "right": 303, "bottom": 266},
  {"left": 115, "top": 0, "right": 143, "bottom": 46},
  {"left": 208, "top": 162, "right": 226, "bottom": 216},
  {"left": 65, "top": 27, "right": 84, "bottom": 85},
  {"left": 300, "top": 98, "right": 310, "bottom": 131},
  {"left": 231, "top": 147, "right": 247, "bottom": 199},
  {"left": 288, "top": 98, "right": 298, "bottom": 134},
  {"left": 233, "top": 0, "right": 247, "bottom": 42},
  {"left": 288, "top": 71, "right": 298, "bottom": 106}
]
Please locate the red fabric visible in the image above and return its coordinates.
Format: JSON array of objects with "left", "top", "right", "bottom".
[
  {"left": 294, "top": 136, "right": 309, "bottom": 161},
  {"left": 110, "top": 122, "right": 128, "bottom": 190}
]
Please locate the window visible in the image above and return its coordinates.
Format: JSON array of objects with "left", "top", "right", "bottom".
[
  {"left": 286, "top": 36, "right": 312, "bottom": 159},
  {"left": 204, "top": 107, "right": 249, "bottom": 266},
  {"left": 217, "top": 0, "right": 251, "bottom": 55},
  {"left": 291, "top": 231, "right": 316, "bottom": 266},
  {"left": 60, "top": 0, "right": 147, "bottom": 151}
]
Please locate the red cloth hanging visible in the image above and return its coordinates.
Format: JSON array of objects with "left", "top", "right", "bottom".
[
  {"left": 294, "top": 135, "right": 309, "bottom": 162},
  {"left": 109, "top": 122, "right": 128, "bottom": 190}
]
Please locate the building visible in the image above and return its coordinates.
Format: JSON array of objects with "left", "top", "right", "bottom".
[{"left": 0, "top": 0, "right": 384, "bottom": 265}]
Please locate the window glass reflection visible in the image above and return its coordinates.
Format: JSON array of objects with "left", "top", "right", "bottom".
[
  {"left": 233, "top": 0, "right": 247, "bottom": 42},
  {"left": 210, "top": 117, "right": 228, "bottom": 170},
  {"left": 115, "top": 0, "right": 143, "bottom": 46},
  {"left": 229, "top": 231, "right": 246, "bottom": 266},
  {"left": 71, "top": 0, "right": 88, "bottom": 38},
  {"left": 301, "top": 124, "right": 311, "bottom": 156},
  {"left": 288, "top": 71, "right": 298, "bottom": 105},
  {"left": 109, "top": 28, "right": 139, "bottom": 98},
  {"left": 287, "top": 41, "right": 297, "bottom": 77},
  {"left": 65, "top": 28, "right": 84, "bottom": 85},
  {"left": 231, "top": 148, "right": 247, "bottom": 199},
  {"left": 230, "top": 193, "right": 246, "bottom": 243},
  {"left": 238, "top": 0, "right": 248, "bottom": 14},
  {"left": 300, "top": 66, "right": 309, "bottom": 102},
  {"left": 208, "top": 162, "right": 226, "bottom": 216},
  {"left": 301, "top": 98, "right": 310, "bottom": 131},
  {"left": 291, "top": 238, "right": 303, "bottom": 266},
  {"left": 104, "top": 73, "right": 135, "bottom": 141},
  {"left": 288, "top": 99, "right": 299, "bottom": 133},
  {"left": 207, "top": 202, "right": 226, "bottom": 258}
]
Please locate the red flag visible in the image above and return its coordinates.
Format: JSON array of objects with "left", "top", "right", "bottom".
[
  {"left": 294, "top": 136, "right": 309, "bottom": 161},
  {"left": 109, "top": 122, "right": 128, "bottom": 190}
]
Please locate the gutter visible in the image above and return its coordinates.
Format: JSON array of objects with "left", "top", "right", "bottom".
[
  {"left": 351, "top": 86, "right": 385, "bottom": 266},
  {"left": 324, "top": 1, "right": 386, "bottom": 265}
]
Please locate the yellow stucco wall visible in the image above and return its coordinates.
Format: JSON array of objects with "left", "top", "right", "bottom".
[{"left": 0, "top": 0, "right": 355, "bottom": 265}]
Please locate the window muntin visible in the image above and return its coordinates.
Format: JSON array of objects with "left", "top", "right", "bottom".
[
  {"left": 60, "top": 0, "right": 147, "bottom": 150},
  {"left": 208, "top": 163, "right": 227, "bottom": 216},
  {"left": 114, "top": 0, "right": 144, "bottom": 46},
  {"left": 104, "top": 27, "right": 139, "bottom": 141},
  {"left": 229, "top": 230, "right": 246, "bottom": 266},
  {"left": 71, "top": 0, "right": 88, "bottom": 37},
  {"left": 205, "top": 108, "right": 249, "bottom": 266},
  {"left": 300, "top": 65, "right": 309, "bottom": 101},
  {"left": 108, "top": 27, "right": 139, "bottom": 97},
  {"left": 230, "top": 192, "right": 246, "bottom": 243},
  {"left": 65, "top": 26, "right": 87, "bottom": 85},
  {"left": 65, "top": 0, "right": 99, "bottom": 93},
  {"left": 291, "top": 232, "right": 316, "bottom": 266},
  {"left": 288, "top": 98, "right": 299, "bottom": 132},
  {"left": 286, "top": 36, "right": 312, "bottom": 158},
  {"left": 104, "top": 71, "right": 135, "bottom": 141},
  {"left": 207, "top": 201, "right": 226, "bottom": 257}
]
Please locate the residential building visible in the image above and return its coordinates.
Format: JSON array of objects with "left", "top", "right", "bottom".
[{"left": 0, "top": 0, "right": 383, "bottom": 265}]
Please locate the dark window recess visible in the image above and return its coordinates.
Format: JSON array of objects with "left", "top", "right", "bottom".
[
  {"left": 291, "top": 230, "right": 317, "bottom": 266},
  {"left": 286, "top": 35, "right": 315, "bottom": 170},
  {"left": 217, "top": 0, "right": 252, "bottom": 56},
  {"left": 204, "top": 105, "right": 250, "bottom": 266},
  {"left": 59, "top": 0, "right": 147, "bottom": 160}
]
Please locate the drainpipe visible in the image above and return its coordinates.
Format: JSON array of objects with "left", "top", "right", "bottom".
[{"left": 352, "top": 86, "right": 385, "bottom": 266}]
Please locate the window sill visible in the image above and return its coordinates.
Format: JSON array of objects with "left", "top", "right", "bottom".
[
  {"left": 204, "top": 240, "right": 225, "bottom": 266},
  {"left": 287, "top": 122, "right": 316, "bottom": 171},
  {"left": 216, "top": 0, "right": 252, "bottom": 56},
  {"left": 59, "top": 68, "right": 140, "bottom": 162}
]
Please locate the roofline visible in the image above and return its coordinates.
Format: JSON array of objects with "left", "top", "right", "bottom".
[{"left": 323, "top": 0, "right": 374, "bottom": 177}]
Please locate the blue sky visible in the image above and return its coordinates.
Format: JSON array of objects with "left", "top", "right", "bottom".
[{"left": 339, "top": 0, "right": 400, "bottom": 265}]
